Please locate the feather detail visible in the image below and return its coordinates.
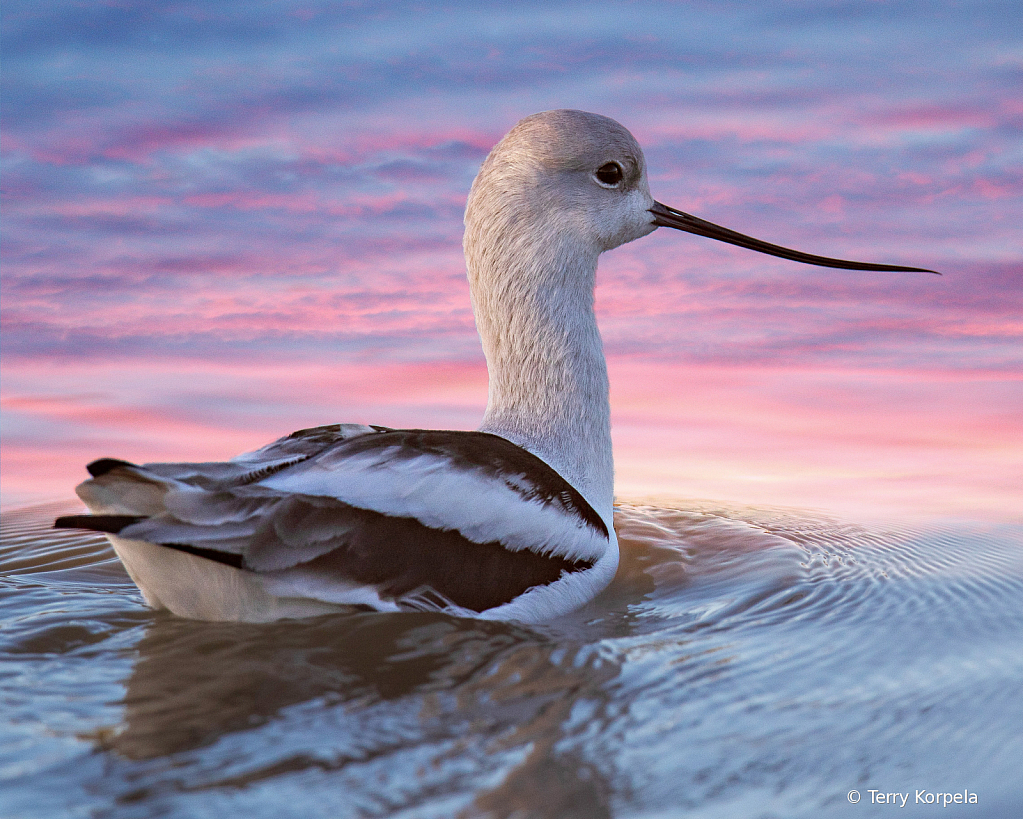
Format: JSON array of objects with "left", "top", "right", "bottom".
[{"left": 59, "top": 428, "right": 609, "bottom": 618}]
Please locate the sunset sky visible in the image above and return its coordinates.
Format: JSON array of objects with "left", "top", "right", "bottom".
[{"left": 2, "top": 0, "right": 1020, "bottom": 522}]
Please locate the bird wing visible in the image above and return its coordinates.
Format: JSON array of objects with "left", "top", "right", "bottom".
[{"left": 57, "top": 426, "right": 607, "bottom": 614}]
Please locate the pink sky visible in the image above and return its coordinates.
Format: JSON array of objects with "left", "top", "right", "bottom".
[
  {"left": 3, "top": 0, "right": 1021, "bottom": 522},
  {"left": 3, "top": 351, "right": 1019, "bottom": 523}
]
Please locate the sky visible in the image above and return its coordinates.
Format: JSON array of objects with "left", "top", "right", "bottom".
[{"left": 2, "top": 0, "right": 1021, "bottom": 522}]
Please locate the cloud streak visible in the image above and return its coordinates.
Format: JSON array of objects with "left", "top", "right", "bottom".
[{"left": 2, "top": 0, "right": 1020, "bottom": 518}]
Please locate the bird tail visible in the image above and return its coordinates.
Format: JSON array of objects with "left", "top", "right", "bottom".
[{"left": 53, "top": 457, "right": 180, "bottom": 532}]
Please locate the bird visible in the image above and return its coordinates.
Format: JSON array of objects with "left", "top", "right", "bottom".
[{"left": 55, "top": 110, "right": 936, "bottom": 623}]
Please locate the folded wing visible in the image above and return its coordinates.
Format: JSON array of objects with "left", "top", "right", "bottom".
[{"left": 56, "top": 425, "right": 607, "bottom": 615}]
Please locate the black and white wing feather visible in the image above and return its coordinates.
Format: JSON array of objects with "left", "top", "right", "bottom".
[{"left": 56, "top": 425, "right": 612, "bottom": 620}]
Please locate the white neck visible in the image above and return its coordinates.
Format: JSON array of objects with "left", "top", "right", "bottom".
[{"left": 464, "top": 217, "right": 614, "bottom": 521}]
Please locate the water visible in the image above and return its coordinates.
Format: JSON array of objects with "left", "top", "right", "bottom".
[{"left": 2, "top": 501, "right": 1021, "bottom": 818}]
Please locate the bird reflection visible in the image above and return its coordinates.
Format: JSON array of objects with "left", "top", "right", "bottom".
[
  {"left": 105, "top": 611, "right": 524, "bottom": 758},
  {"left": 100, "top": 606, "right": 627, "bottom": 818}
]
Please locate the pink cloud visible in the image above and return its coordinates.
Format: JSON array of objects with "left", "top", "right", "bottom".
[
  {"left": 863, "top": 104, "right": 998, "bottom": 130},
  {"left": 22, "top": 196, "right": 176, "bottom": 218},
  {"left": 4, "top": 353, "right": 1020, "bottom": 521},
  {"left": 608, "top": 359, "right": 1023, "bottom": 522},
  {"left": 100, "top": 122, "right": 268, "bottom": 163},
  {"left": 1, "top": 356, "right": 491, "bottom": 507}
]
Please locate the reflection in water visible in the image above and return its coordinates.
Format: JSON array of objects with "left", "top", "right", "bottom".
[
  {"left": 107, "top": 600, "right": 624, "bottom": 816},
  {"left": 2, "top": 501, "right": 1022, "bottom": 818}
]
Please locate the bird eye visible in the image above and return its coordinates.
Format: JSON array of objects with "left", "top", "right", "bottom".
[{"left": 595, "top": 162, "right": 624, "bottom": 186}]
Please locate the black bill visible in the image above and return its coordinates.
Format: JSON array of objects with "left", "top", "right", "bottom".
[{"left": 649, "top": 201, "right": 939, "bottom": 274}]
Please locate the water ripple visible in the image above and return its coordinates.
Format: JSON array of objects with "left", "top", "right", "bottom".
[{"left": 2, "top": 500, "right": 1021, "bottom": 818}]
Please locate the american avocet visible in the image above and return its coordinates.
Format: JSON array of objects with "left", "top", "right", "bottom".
[{"left": 56, "top": 110, "right": 935, "bottom": 622}]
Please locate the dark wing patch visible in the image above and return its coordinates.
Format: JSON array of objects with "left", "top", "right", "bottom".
[
  {"left": 60, "top": 494, "right": 594, "bottom": 613},
  {"left": 250, "top": 496, "right": 594, "bottom": 613},
  {"left": 87, "top": 458, "right": 139, "bottom": 478},
  {"left": 158, "top": 543, "right": 245, "bottom": 569},
  {"left": 331, "top": 429, "right": 608, "bottom": 538},
  {"left": 54, "top": 514, "right": 144, "bottom": 533}
]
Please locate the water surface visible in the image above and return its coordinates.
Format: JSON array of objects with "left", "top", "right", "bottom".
[{"left": 3, "top": 500, "right": 1020, "bottom": 818}]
